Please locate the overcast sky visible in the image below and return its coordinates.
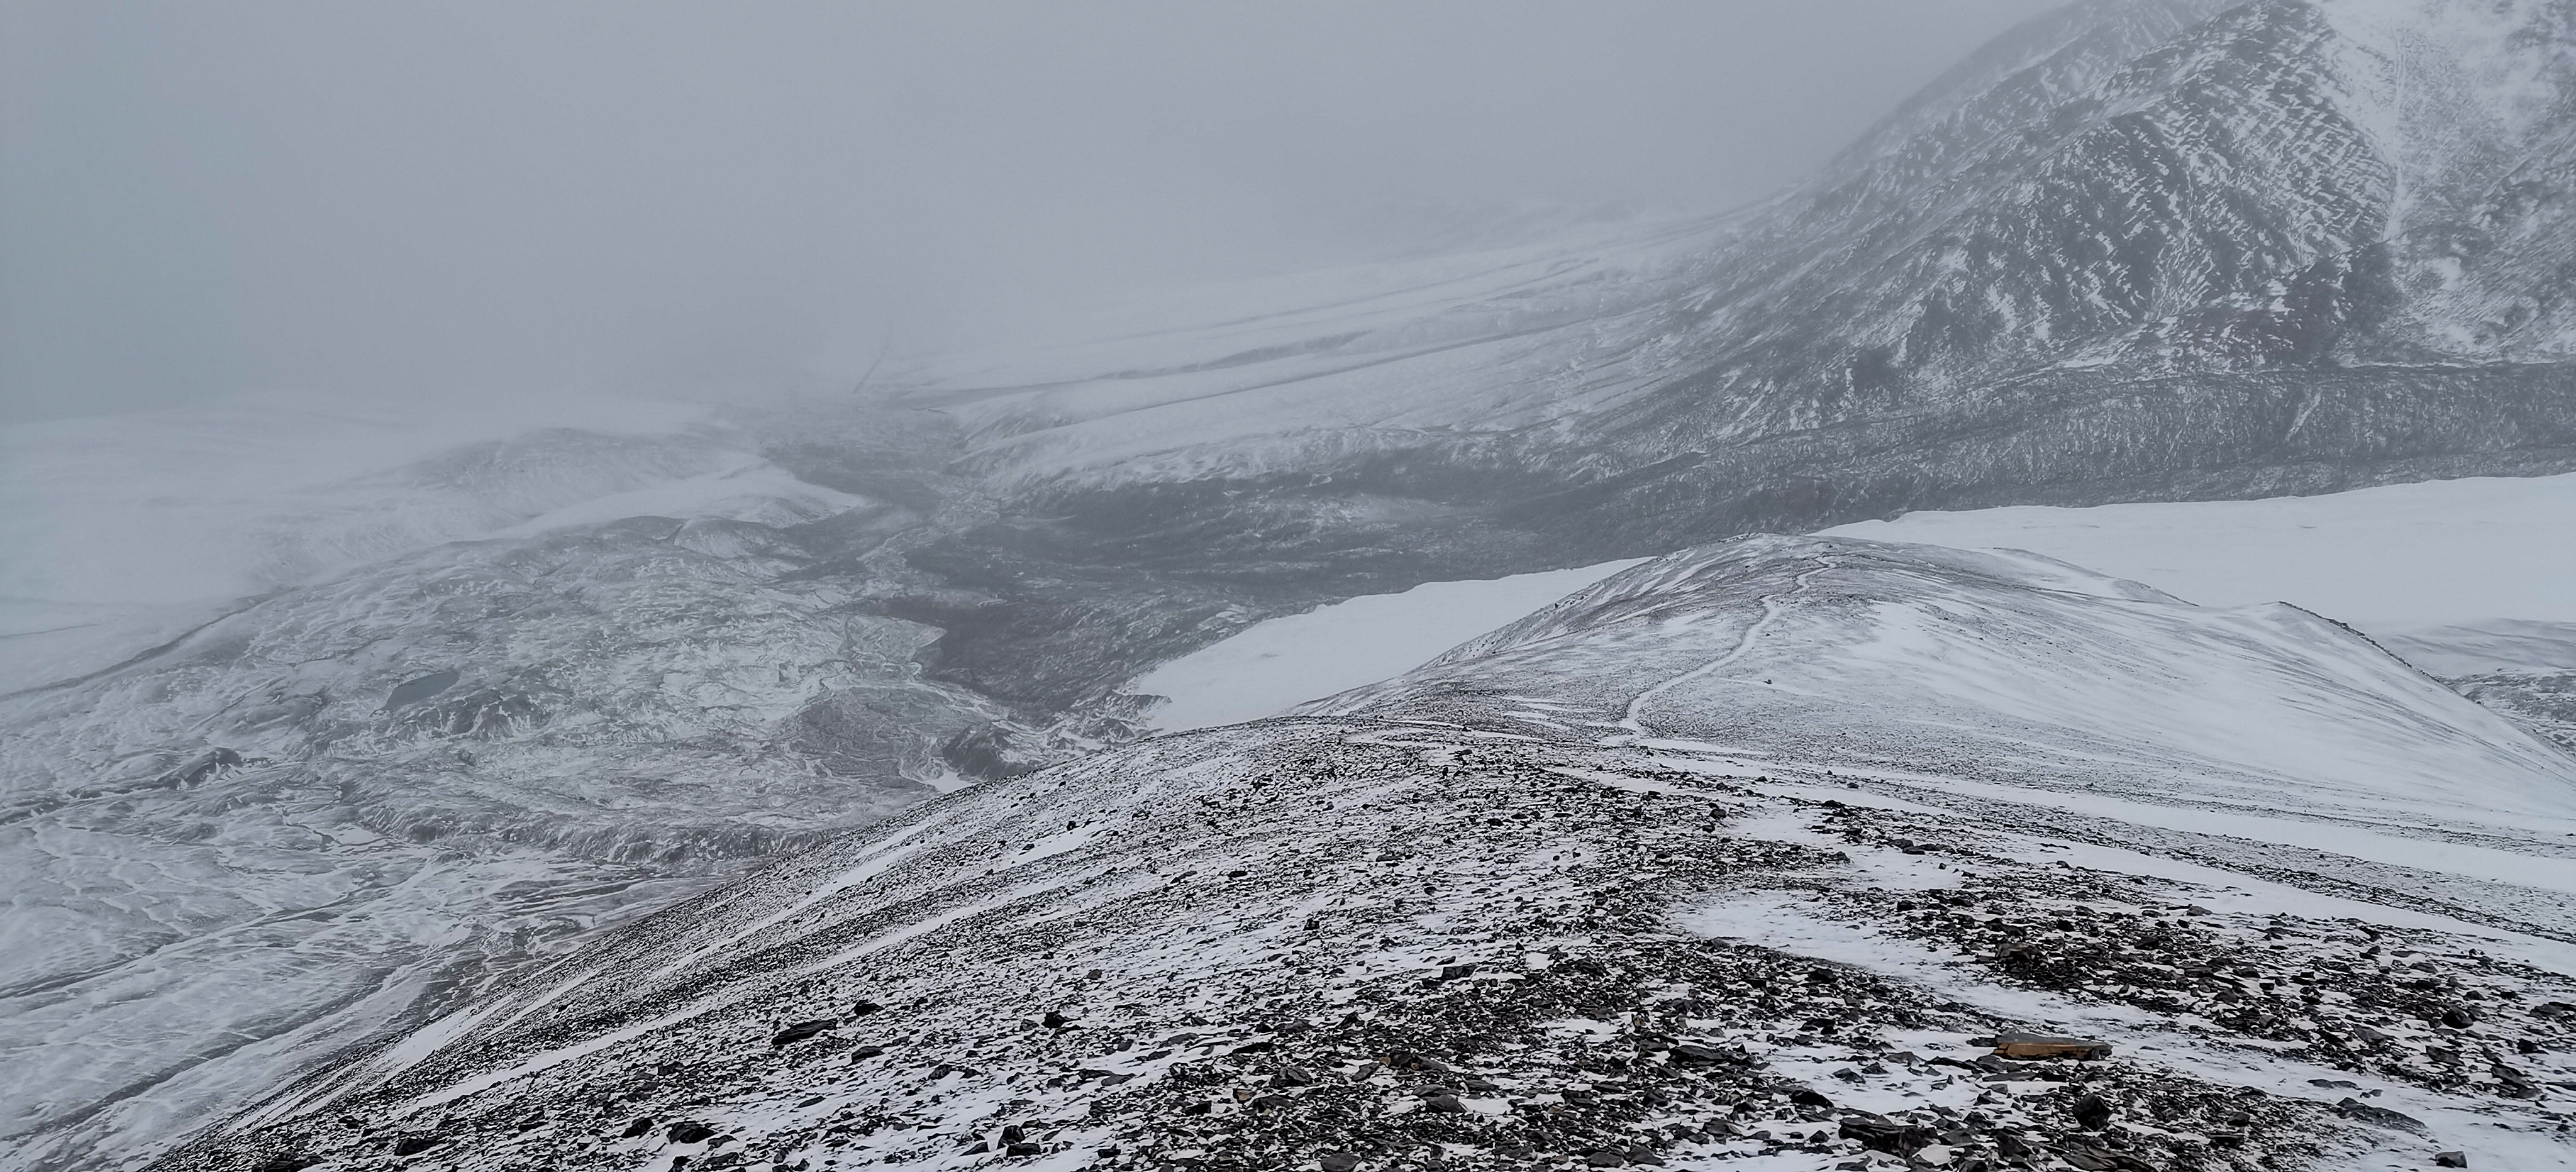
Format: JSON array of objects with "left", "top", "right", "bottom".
[{"left": 1, "top": 1, "right": 2063, "bottom": 423}]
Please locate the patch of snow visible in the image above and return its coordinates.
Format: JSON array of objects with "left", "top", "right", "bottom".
[
  {"left": 1684, "top": 890, "right": 2576, "bottom": 1170},
  {"left": 394, "top": 995, "right": 748, "bottom": 1119}
]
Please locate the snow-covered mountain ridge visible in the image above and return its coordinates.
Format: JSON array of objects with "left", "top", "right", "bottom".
[
  {"left": 157, "top": 536, "right": 2576, "bottom": 1172},
  {"left": 891, "top": 0, "right": 2576, "bottom": 556},
  {"left": 1313, "top": 537, "right": 2576, "bottom": 847}
]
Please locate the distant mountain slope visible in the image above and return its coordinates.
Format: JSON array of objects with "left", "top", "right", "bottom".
[
  {"left": 864, "top": 0, "right": 2576, "bottom": 732},
  {"left": 892, "top": 0, "right": 2576, "bottom": 559},
  {"left": 0, "top": 404, "right": 991, "bottom": 1172},
  {"left": 0, "top": 402, "right": 763, "bottom": 693}
]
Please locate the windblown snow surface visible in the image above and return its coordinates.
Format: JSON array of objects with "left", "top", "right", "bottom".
[
  {"left": 1822, "top": 472, "right": 2576, "bottom": 756},
  {"left": 164, "top": 536, "right": 2576, "bottom": 1172}
]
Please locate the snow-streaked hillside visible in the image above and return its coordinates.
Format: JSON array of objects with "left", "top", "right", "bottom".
[
  {"left": 0, "top": 400, "right": 986, "bottom": 1172},
  {"left": 1141, "top": 469, "right": 2576, "bottom": 771},
  {"left": 0, "top": 399, "right": 863, "bottom": 694},
  {"left": 1318, "top": 536, "right": 2576, "bottom": 843},
  {"left": 0, "top": 512, "right": 994, "bottom": 1172},
  {"left": 160, "top": 536, "right": 2576, "bottom": 1172},
  {"left": 879, "top": 211, "right": 1746, "bottom": 491}
]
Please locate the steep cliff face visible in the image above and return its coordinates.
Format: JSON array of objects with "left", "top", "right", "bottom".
[{"left": 1674, "top": 0, "right": 2568, "bottom": 385}]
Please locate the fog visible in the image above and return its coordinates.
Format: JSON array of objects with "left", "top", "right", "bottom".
[{"left": 3, "top": 1, "right": 2061, "bottom": 423}]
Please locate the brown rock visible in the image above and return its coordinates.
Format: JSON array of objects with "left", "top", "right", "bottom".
[{"left": 1991, "top": 1031, "right": 2111, "bottom": 1060}]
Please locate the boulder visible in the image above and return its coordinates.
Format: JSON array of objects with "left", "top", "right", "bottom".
[{"left": 1992, "top": 1031, "right": 2111, "bottom": 1060}]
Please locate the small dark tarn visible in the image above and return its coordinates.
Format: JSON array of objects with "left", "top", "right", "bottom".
[
  {"left": 384, "top": 670, "right": 461, "bottom": 712},
  {"left": 769, "top": 1019, "right": 836, "bottom": 1047}
]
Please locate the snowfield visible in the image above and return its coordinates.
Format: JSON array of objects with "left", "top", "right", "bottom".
[
  {"left": 1818, "top": 472, "right": 2576, "bottom": 631},
  {"left": 1133, "top": 560, "right": 1644, "bottom": 731},
  {"left": 1818, "top": 475, "right": 2576, "bottom": 757}
]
